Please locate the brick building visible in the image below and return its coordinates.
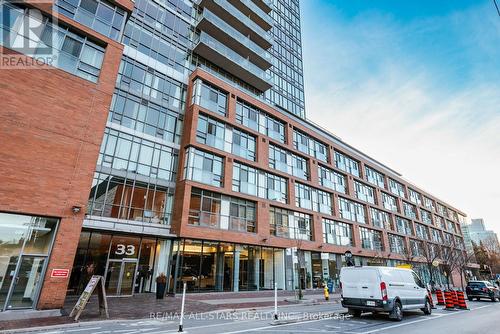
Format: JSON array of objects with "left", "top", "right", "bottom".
[{"left": 0, "top": 0, "right": 468, "bottom": 315}]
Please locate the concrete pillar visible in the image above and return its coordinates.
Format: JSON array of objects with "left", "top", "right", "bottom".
[{"left": 233, "top": 247, "right": 240, "bottom": 292}]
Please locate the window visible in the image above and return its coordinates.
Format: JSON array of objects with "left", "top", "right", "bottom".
[
  {"left": 388, "top": 179, "right": 405, "bottom": 197},
  {"left": 423, "top": 196, "right": 435, "bottom": 211},
  {"left": 370, "top": 208, "right": 392, "bottom": 230},
  {"left": 269, "top": 207, "right": 312, "bottom": 240},
  {"left": 293, "top": 130, "right": 328, "bottom": 162},
  {"left": 354, "top": 181, "right": 375, "bottom": 204},
  {"left": 192, "top": 79, "right": 227, "bottom": 116},
  {"left": 431, "top": 228, "right": 443, "bottom": 243},
  {"left": 403, "top": 202, "right": 417, "bottom": 219},
  {"left": 197, "top": 114, "right": 256, "bottom": 161},
  {"left": 188, "top": 188, "right": 256, "bottom": 233},
  {"left": 395, "top": 216, "right": 413, "bottom": 235},
  {"left": 410, "top": 240, "right": 424, "bottom": 257},
  {"left": 415, "top": 223, "right": 429, "bottom": 239},
  {"left": 236, "top": 100, "right": 286, "bottom": 143},
  {"left": 434, "top": 216, "right": 444, "bottom": 229},
  {"left": 365, "top": 166, "right": 385, "bottom": 188},
  {"left": 436, "top": 203, "right": 446, "bottom": 216},
  {"left": 55, "top": 0, "right": 126, "bottom": 41},
  {"left": 420, "top": 209, "right": 432, "bottom": 224},
  {"left": 389, "top": 234, "right": 406, "bottom": 254},
  {"left": 295, "top": 183, "right": 333, "bottom": 215},
  {"left": 318, "top": 165, "right": 346, "bottom": 193},
  {"left": 98, "top": 128, "right": 178, "bottom": 182},
  {"left": 334, "top": 152, "right": 359, "bottom": 177},
  {"left": 269, "top": 144, "right": 308, "bottom": 180},
  {"left": 87, "top": 172, "right": 175, "bottom": 225},
  {"left": 232, "top": 163, "right": 288, "bottom": 203},
  {"left": 382, "top": 192, "right": 398, "bottom": 212},
  {"left": 359, "top": 227, "right": 383, "bottom": 251},
  {"left": 338, "top": 197, "right": 366, "bottom": 224},
  {"left": 323, "top": 219, "right": 352, "bottom": 246},
  {"left": 408, "top": 189, "right": 422, "bottom": 205},
  {"left": 183, "top": 147, "right": 224, "bottom": 187},
  {"left": 1, "top": 3, "right": 105, "bottom": 82}
]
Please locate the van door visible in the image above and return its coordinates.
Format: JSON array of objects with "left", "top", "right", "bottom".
[
  {"left": 341, "top": 268, "right": 380, "bottom": 300},
  {"left": 397, "top": 270, "right": 424, "bottom": 308},
  {"left": 379, "top": 268, "right": 406, "bottom": 303}
]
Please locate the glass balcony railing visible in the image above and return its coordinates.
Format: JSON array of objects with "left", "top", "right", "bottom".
[
  {"left": 194, "top": 32, "right": 273, "bottom": 88},
  {"left": 197, "top": 0, "right": 273, "bottom": 44},
  {"left": 238, "top": 0, "right": 273, "bottom": 26},
  {"left": 197, "top": 8, "right": 272, "bottom": 65}
]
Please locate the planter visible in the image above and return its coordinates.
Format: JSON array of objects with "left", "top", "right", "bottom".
[{"left": 156, "top": 282, "right": 166, "bottom": 299}]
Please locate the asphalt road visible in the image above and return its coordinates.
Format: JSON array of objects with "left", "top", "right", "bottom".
[{"left": 17, "top": 300, "right": 500, "bottom": 334}]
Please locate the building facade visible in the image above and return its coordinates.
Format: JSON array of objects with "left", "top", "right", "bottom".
[
  {"left": 466, "top": 219, "right": 500, "bottom": 252},
  {"left": 0, "top": 0, "right": 468, "bottom": 314}
]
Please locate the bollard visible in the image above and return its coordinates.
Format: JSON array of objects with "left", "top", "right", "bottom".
[
  {"left": 274, "top": 282, "right": 278, "bottom": 320},
  {"left": 178, "top": 282, "right": 187, "bottom": 332}
]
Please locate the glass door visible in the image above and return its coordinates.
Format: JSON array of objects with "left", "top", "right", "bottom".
[
  {"left": 5, "top": 256, "right": 46, "bottom": 309},
  {"left": 105, "top": 259, "right": 137, "bottom": 296}
]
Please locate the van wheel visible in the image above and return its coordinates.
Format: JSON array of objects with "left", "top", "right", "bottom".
[
  {"left": 390, "top": 301, "right": 403, "bottom": 322},
  {"left": 421, "top": 298, "right": 432, "bottom": 315},
  {"left": 348, "top": 309, "right": 362, "bottom": 317}
]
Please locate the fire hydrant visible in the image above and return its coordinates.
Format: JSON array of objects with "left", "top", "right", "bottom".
[{"left": 324, "top": 286, "right": 329, "bottom": 301}]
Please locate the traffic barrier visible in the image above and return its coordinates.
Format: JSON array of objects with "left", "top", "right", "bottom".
[
  {"left": 443, "top": 290, "right": 457, "bottom": 311},
  {"left": 456, "top": 291, "right": 469, "bottom": 310},
  {"left": 452, "top": 290, "right": 459, "bottom": 309},
  {"left": 436, "top": 289, "right": 445, "bottom": 305},
  {"left": 427, "top": 289, "right": 436, "bottom": 309}
]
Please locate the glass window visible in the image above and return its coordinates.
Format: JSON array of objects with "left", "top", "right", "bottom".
[
  {"left": 338, "top": 197, "right": 366, "bottom": 223},
  {"left": 236, "top": 100, "right": 286, "bottom": 143},
  {"left": 318, "top": 165, "right": 345, "bottom": 193},
  {"left": 354, "top": 181, "right": 375, "bottom": 204},
  {"left": 365, "top": 166, "right": 385, "bottom": 188},
  {"left": 269, "top": 144, "right": 308, "bottom": 180},
  {"left": 293, "top": 130, "right": 328, "bottom": 162},
  {"left": 334, "top": 152, "right": 359, "bottom": 177},
  {"left": 269, "top": 207, "right": 312, "bottom": 240},
  {"left": 184, "top": 147, "right": 224, "bottom": 187},
  {"left": 233, "top": 163, "right": 287, "bottom": 203},
  {"left": 359, "top": 227, "right": 383, "bottom": 251},
  {"left": 192, "top": 79, "right": 227, "bottom": 116},
  {"left": 323, "top": 219, "right": 352, "bottom": 246},
  {"left": 295, "top": 183, "right": 333, "bottom": 215}
]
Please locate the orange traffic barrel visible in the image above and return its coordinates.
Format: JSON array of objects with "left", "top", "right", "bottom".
[
  {"left": 444, "top": 290, "right": 456, "bottom": 311},
  {"left": 456, "top": 291, "right": 470, "bottom": 310},
  {"left": 436, "top": 289, "right": 445, "bottom": 305}
]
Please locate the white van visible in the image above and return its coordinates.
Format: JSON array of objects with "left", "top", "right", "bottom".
[{"left": 340, "top": 266, "right": 431, "bottom": 321}]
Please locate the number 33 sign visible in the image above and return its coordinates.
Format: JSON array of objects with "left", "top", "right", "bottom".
[{"left": 115, "top": 244, "right": 136, "bottom": 256}]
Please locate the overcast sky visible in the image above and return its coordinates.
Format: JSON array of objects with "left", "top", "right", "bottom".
[{"left": 300, "top": 0, "right": 500, "bottom": 235}]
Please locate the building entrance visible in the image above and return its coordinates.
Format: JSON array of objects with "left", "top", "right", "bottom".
[{"left": 105, "top": 259, "right": 137, "bottom": 296}]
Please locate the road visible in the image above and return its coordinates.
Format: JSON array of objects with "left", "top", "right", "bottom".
[{"left": 18, "top": 300, "right": 500, "bottom": 334}]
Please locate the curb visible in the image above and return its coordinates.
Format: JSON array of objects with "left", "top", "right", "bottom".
[{"left": 3, "top": 298, "right": 343, "bottom": 333}]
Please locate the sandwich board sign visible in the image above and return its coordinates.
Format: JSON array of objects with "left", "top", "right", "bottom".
[{"left": 69, "top": 275, "right": 109, "bottom": 321}]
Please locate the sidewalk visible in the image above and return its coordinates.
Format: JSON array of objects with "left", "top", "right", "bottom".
[{"left": 0, "top": 290, "right": 341, "bottom": 332}]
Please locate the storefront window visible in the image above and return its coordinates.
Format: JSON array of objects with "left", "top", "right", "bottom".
[
  {"left": 0, "top": 213, "right": 58, "bottom": 311},
  {"left": 68, "top": 232, "right": 171, "bottom": 296}
]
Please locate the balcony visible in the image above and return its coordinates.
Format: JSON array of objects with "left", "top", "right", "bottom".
[
  {"left": 194, "top": 32, "right": 273, "bottom": 91},
  {"left": 196, "top": 9, "right": 273, "bottom": 70},
  {"left": 227, "top": 0, "right": 273, "bottom": 30},
  {"left": 196, "top": 0, "right": 273, "bottom": 49},
  {"left": 250, "top": 0, "right": 273, "bottom": 14}
]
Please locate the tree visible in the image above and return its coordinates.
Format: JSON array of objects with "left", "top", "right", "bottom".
[
  {"left": 438, "top": 237, "right": 463, "bottom": 289},
  {"left": 421, "top": 241, "right": 441, "bottom": 289}
]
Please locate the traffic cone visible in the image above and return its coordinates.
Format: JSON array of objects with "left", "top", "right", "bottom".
[
  {"left": 427, "top": 289, "right": 436, "bottom": 309},
  {"left": 444, "top": 290, "right": 456, "bottom": 311},
  {"left": 456, "top": 291, "right": 470, "bottom": 310},
  {"left": 436, "top": 289, "right": 445, "bottom": 305}
]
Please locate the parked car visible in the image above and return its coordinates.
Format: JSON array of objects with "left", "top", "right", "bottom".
[
  {"left": 465, "top": 281, "right": 499, "bottom": 302},
  {"left": 340, "top": 266, "right": 431, "bottom": 321}
]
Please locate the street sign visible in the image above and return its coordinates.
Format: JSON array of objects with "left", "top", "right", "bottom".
[
  {"left": 51, "top": 269, "right": 69, "bottom": 278},
  {"left": 320, "top": 252, "right": 329, "bottom": 260}
]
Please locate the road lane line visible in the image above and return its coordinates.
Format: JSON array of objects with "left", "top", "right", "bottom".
[
  {"left": 357, "top": 304, "right": 493, "bottom": 333},
  {"left": 66, "top": 328, "right": 102, "bottom": 332}
]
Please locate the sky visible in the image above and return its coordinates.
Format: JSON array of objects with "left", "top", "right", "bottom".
[{"left": 300, "top": 0, "right": 500, "bottom": 235}]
